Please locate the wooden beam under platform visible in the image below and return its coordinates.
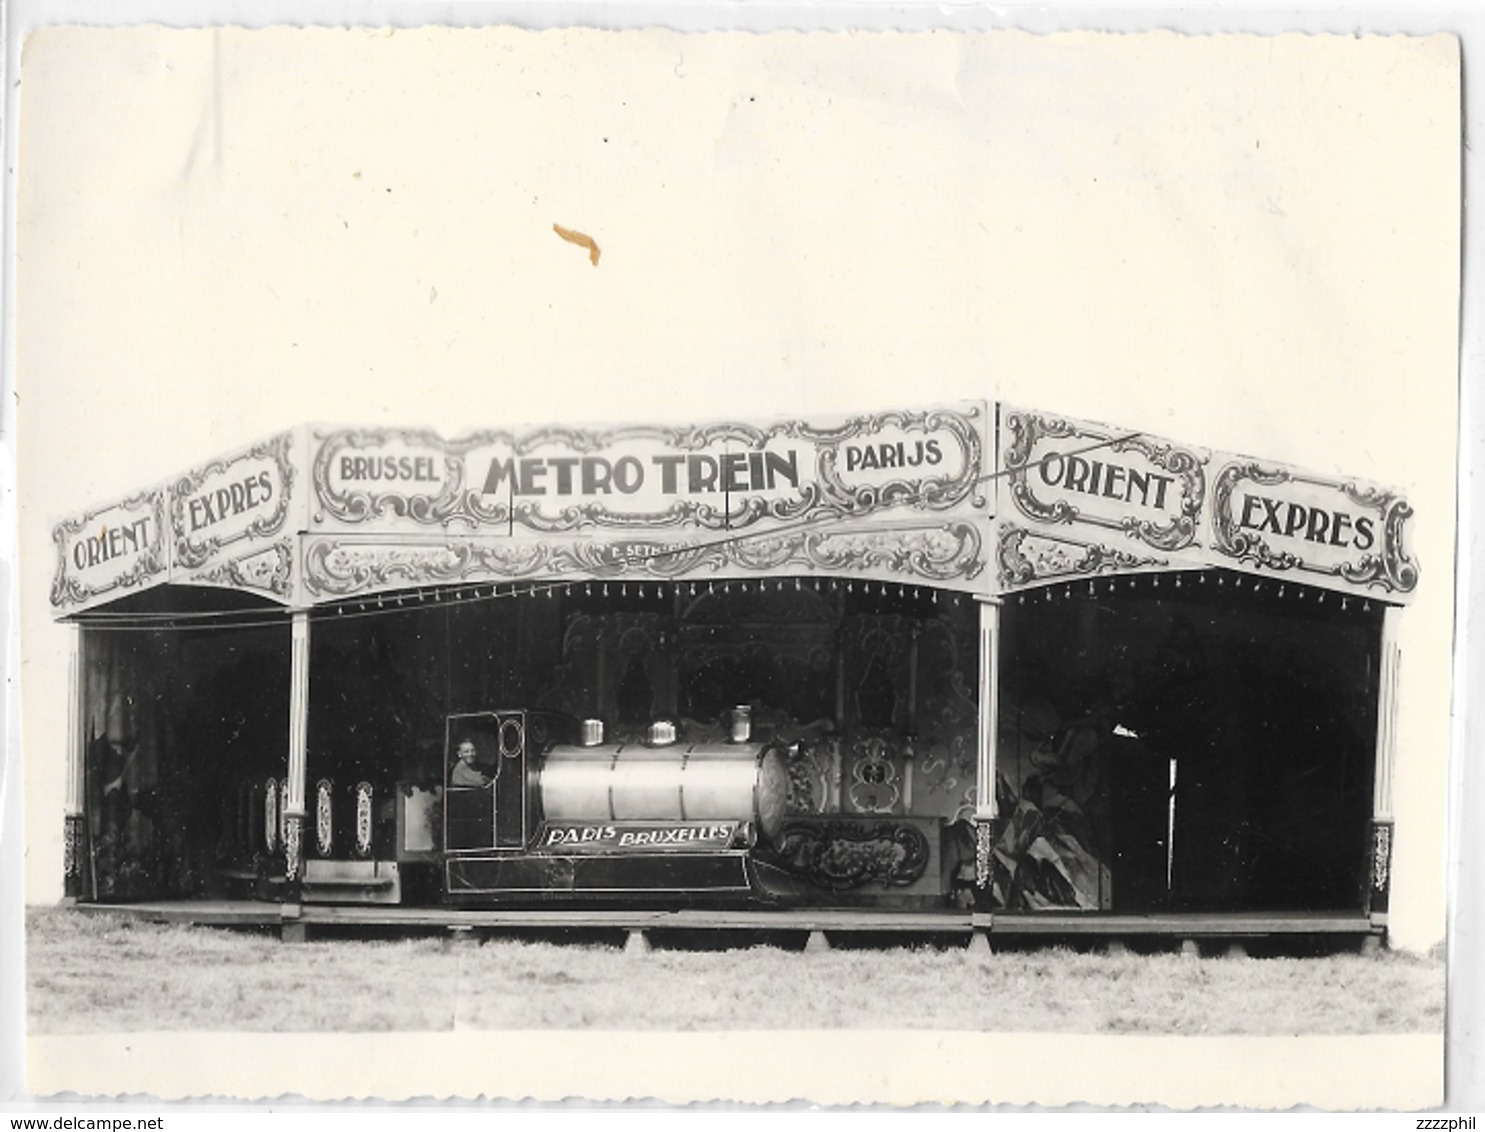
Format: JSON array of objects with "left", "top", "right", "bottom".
[
  {"left": 989, "top": 911, "right": 1375, "bottom": 936},
  {"left": 70, "top": 901, "right": 1379, "bottom": 942},
  {"left": 72, "top": 900, "right": 288, "bottom": 927}
]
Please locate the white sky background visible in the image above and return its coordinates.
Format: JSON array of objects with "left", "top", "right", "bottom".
[{"left": 2, "top": 1, "right": 1480, "bottom": 1110}]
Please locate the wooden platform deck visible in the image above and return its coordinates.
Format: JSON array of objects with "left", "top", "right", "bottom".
[{"left": 70, "top": 899, "right": 1381, "bottom": 944}]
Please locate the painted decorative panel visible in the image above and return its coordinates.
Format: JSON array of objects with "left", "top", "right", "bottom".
[
  {"left": 995, "top": 407, "right": 1211, "bottom": 591},
  {"left": 170, "top": 431, "right": 297, "bottom": 569},
  {"left": 189, "top": 540, "right": 296, "bottom": 598},
  {"left": 50, "top": 489, "right": 169, "bottom": 613},
  {"left": 1208, "top": 459, "right": 1418, "bottom": 599},
  {"left": 766, "top": 817, "right": 939, "bottom": 893},
  {"left": 1002, "top": 409, "right": 1208, "bottom": 551},
  {"left": 301, "top": 521, "right": 984, "bottom": 598},
  {"left": 308, "top": 404, "right": 989, "bottom": 537}
]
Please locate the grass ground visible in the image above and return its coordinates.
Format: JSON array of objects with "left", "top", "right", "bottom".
[{"left": 25, "top": 906, "right": 1445, "bottom": 1035}]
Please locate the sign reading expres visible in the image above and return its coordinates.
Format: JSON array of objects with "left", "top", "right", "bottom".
[
  {"left": 1210, "top": 460, "right": 1417, "bottom": 594},
  {"left": 170, "top": 433, "right": 296, "bottom": 570},
  {"left": 309, "top": 406, "right": 987, "bottom": 535},
  {"left": 180, "top": 468, "right": 276, "bottom": 535}
]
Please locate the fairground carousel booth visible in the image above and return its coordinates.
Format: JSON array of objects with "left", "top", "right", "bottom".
[{"left": 49, "top": 401, "right": 1418, "bottom": 941}]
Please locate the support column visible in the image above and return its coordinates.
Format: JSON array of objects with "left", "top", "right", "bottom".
[
  {"left": 1369, "top": 606, "right": 1401, "bottom": 924},
  {"left": 284, "top": 610, "right": 311, "bottom": 893},
  {"left": 62, "top": 622, "right": 87, "bottom": 900},
  {"left": 973, "top": 596, "right": 1003, "bottom": 899}
]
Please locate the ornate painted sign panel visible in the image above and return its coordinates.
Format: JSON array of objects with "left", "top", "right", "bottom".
[
  {"left": 996, "top": 407, "right": 1210, "bottom": 589},
  {"left": 50, "top": 489, "right": 169, "bottom": 613},
  {"left": 1208, "top": 457, "right": 1417, "bottom": 598},
  {"left": 308, "top": 404, "right": 989, "bottom": 537},
  {"left": 169, "top": 430, "right": 300, "bottom": 600},
  {"left": 49, "top": 401, "right": 1420, "bottom": 614}
]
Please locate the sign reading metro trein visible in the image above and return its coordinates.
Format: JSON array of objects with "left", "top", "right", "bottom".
[{"left": 47, "top": 399, "right": 1419, "bottom": 946}]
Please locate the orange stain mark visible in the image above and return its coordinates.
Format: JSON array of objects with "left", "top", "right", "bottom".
[{"left": 553, "top": 224, "right": 601, "bottom": 266}]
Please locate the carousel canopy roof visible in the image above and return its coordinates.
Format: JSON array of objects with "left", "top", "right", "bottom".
[{"left": 50, "top": 401, "right": 1418, "bottom": 617}]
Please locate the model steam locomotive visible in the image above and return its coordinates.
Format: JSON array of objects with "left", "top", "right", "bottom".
[{"left": 385, "top": 708, "right": 803, "bottom": 904}]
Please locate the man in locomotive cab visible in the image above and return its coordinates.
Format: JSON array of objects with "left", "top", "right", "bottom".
[{"left": 450, "top": 738, "right": 493, "bottom": 788}]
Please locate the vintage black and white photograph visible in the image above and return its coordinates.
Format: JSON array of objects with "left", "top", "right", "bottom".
[{"left": 4, "top": 7, "right": 1468, "bottom": 1111}]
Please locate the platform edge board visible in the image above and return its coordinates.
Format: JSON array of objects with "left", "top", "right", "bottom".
[
  {"left": 71, "top": 901, "right": 284, "bottom": 927},
  {"left": 296, "top": 906, "right": 977, "bottom": 931},
  {"left": 57, "top": 904, "right": 1380, "bottom": 937},
  {"left": 990, "top": 914, "right": 1376, "bottom": 935}
]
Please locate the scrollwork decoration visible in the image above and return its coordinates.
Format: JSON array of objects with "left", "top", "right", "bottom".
[
  {"left": 302, "top": 539, "right": 551, "bottom": 596},
  {"left": 63, "top": 815, "right": 83, "bottom": 879},
  {"left": 284, "top": 814, "right": 303, "bottom": 882},
  {"left": 768, "top": 820, "right": 931, "bottom": 890},
  {"left": 1340, "top": 491, "right": 1419, "bottom": 593},
  {"left": 264, "top": 778, "right": 279, "bottom": 853},
  {"left": 1004, "top": 413, "right": 1081, "bottom": 526},
  {"left": 192, "top": 541, "right": 294, "bottom": 597},
  {"left": 354, "top": 782, "right": 374, "bottom": 858},
  {"left": 848, "top": 736, "right": 901, "bottom": 813},
  {"left": 279, "top": 778, "right": 290, "bottom": 852},
  {"left": 975, "top": 818, "right": 994, "bottom": 890},
  {"left": 303, "top": 522, "right": 984, "bottom": 597},
  {"left": 314, "top": 779, "right": 334, "bottom": 858},
  {"left": 997, "top": 524, "right": 1165, "bottom": 588},
  {"left": 1372, "top": 822, "right": 1393, "bottom": 894}
]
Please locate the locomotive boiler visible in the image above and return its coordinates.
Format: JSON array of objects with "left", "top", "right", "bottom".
[{"left": 436, "top": 710, "right": 792, "bottom": 902}]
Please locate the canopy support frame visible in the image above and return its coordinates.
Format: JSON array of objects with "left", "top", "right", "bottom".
[
  {"left": 973, "top": 596, "right": 1002, "bottom": 897},
  {"left": 284, "top": 609, "right": 312, "bottom": 893},
  {"left": 1369, "top": 605, "right": 1401, "bottom": 925},
  {"left": 62, "top": 622, "right": 86, "bottom": 900}
]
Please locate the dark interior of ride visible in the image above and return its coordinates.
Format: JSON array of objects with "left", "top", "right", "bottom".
[{"left": 73, "top": 569, "right": 1381, "bottom": 919}]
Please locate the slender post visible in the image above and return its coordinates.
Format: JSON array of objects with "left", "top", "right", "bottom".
[
  {"left": 1369, "top": 606, "right": 1401, "bottom": 923},
  {"left": 62, "top": 622, "right": 87, "bottom": 900},
  {"left": 284, "top": 610, "right": 311, "bottom": 890},
  {"left": 974, "top": 596, "right": 1002, "bottom": 894},
  {"left": 903, "top": 625, "right": 920, "bottom": 813}
]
